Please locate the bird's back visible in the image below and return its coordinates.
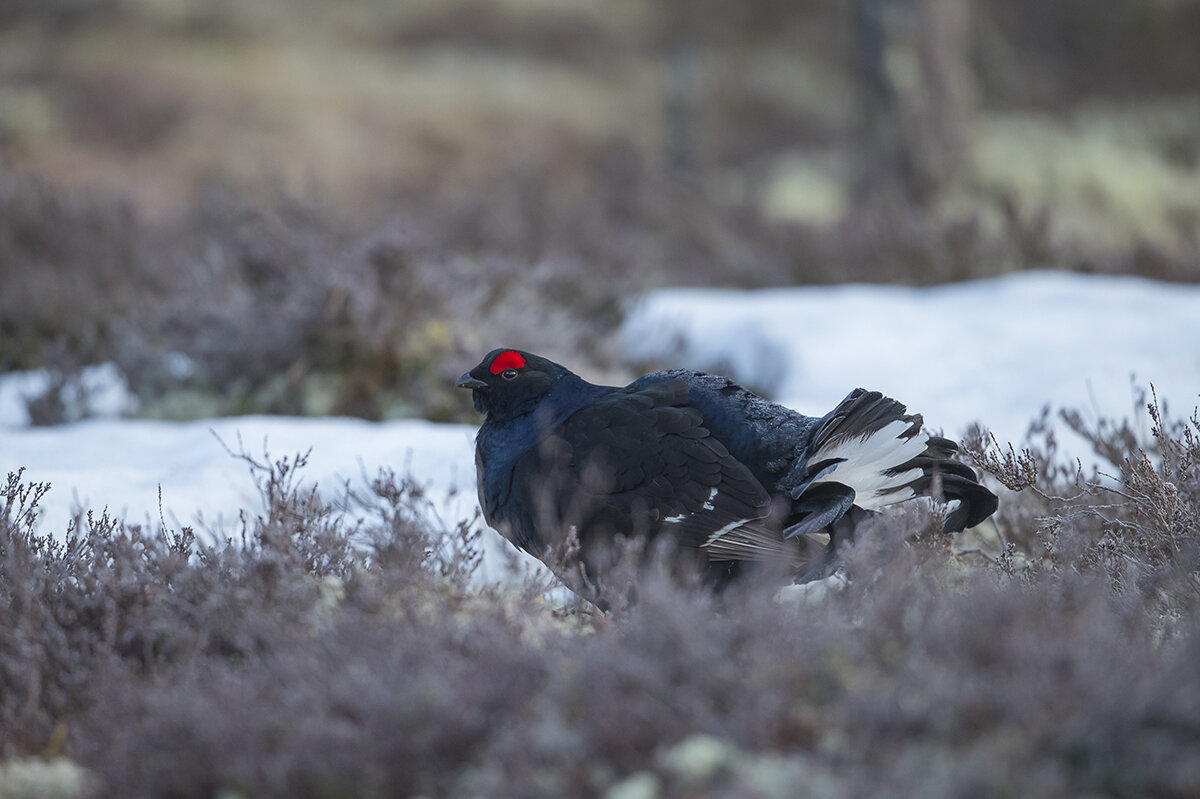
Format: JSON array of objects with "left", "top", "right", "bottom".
[{"left": 629, "top": 370, "right": 824, "bottom": 498}]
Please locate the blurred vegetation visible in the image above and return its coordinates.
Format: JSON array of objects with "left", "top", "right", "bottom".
[{"left": 1, "top": 0, "right": 1198, "bottom": 420}]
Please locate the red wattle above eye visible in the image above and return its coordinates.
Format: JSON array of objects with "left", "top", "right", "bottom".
[{"left": 489, "top": 350, "right": 526, "bottom": 375}]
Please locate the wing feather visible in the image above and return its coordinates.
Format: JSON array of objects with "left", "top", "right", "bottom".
[{"left": 524, "top": 379, "right": 813, "bottom": 569}]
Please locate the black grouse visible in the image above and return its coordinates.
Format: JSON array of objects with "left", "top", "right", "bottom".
[{"left": 458, "top": 348, "right": 997, "bottom": 602}]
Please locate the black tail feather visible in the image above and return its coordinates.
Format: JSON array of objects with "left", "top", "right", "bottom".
[
  {"left": 939, "top": 472, "right": 999, "bottom": 531},
  {"left": 887, "top": 435, "right": 998, "bottom": 532}
]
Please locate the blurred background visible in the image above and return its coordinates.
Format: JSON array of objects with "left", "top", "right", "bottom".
[{"left": 2, "top": 0, "right": 1199, "bottom": 424}]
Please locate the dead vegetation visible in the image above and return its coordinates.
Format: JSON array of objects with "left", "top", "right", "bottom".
[{"left": 963, "top": 386, "right": 1200, "bottom": 625}]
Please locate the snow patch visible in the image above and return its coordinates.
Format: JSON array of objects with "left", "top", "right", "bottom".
[{"left": 622, "top": 271, "right": 1200, "bottom": 454}]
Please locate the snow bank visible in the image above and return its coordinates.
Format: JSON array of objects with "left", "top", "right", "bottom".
[{"left": 621, "top": 271, "right": 1200, "bottom": 451}]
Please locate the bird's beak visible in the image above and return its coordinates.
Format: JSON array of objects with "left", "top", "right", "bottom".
[{"left": 456, "top": 372, "right": 487, "bottom": 390}]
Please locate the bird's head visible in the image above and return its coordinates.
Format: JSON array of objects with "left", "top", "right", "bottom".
[{"left": 456, "top": 349, "right": 573, "bottom": 420}]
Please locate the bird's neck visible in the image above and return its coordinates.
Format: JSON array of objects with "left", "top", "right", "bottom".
[{"left": 477, "top": 376, "right": 606, "bottom": 461}]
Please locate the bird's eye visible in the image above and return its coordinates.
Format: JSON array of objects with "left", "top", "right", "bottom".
[{"left": 501, "top": 368, "right": 519, "bottom": 380}]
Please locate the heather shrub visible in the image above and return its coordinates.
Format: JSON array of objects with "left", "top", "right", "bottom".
[
  {"left": 965, "top": 386, "right": 1200, "bottom": 622},
  {"left": 0, "top": 448, "right": 484, "bottom": 762},
  {"left": 3, "top": 392, "right": 1200, "bottom": 798}
]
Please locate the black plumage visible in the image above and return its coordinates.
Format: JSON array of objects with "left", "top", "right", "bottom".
[{"left": 458, "top": 348, "right": 998, "bottom": 602}]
